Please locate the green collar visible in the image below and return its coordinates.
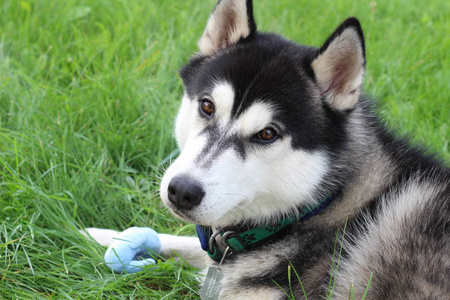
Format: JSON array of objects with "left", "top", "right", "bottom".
[{"left": 196, "top": 191, "right": 339, "bottom": 262}]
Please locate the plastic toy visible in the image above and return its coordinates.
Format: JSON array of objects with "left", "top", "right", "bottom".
[{"left": 104, "top": 227, "right": 161, "bottom": 273}]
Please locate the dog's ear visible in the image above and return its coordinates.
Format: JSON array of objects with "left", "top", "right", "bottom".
[
  {"left": 198, "top": 0, "right": 257, "bottom": 55},
  {"left": 311, "top": 18, "right": 366, "bottom": 111}
]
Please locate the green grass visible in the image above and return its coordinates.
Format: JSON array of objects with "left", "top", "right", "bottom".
[{"left": 0, "top": 0, "right": 448, "bottom": 298}]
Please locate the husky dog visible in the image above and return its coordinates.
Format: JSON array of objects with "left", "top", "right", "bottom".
[{"left": 86, "top": 0, "right": 450, "bottom": 299}]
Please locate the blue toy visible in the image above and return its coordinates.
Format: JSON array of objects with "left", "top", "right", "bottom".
[{"left": 104, "top": 227, "right": 161, "bottom": 273}]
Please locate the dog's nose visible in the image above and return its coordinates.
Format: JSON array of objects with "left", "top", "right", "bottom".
[{"left": 167, "top": 175, "right": 205, "bottom": 210}]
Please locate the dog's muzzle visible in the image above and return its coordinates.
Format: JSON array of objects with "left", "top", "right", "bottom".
[{"left": 167, "top": 175, "right": 205, "bottom": 210}]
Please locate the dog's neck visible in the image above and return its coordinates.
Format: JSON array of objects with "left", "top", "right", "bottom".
[{"left": 197, "top": 190, "right": 340, "bottom": 262}]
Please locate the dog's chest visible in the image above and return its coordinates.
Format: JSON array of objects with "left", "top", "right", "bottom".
[{"left": 200, "top": 251, "right": 291, "bottom": 300}]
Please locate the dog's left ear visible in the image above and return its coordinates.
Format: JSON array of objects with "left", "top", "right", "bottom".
[
  {"left": 311, "top": 18, "right": 366, "bottom": 111},
  {"left": 198, "top": 0, "right": 257, "bottom": 55}
]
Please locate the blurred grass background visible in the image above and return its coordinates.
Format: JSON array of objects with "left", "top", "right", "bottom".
[{"left": 0, "top": 0, "right": 448, "bottom": 298}]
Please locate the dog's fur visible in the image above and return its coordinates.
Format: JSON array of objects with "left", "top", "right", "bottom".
[{"left": 86, "top": 0, "right": 450, "bottom": 299}]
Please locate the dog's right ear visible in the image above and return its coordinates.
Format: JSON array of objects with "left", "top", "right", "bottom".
[
  {"left": 198, "top": 0, "right": 257, "bottom": 55},
  {"left": 311, "top": 18, "right": 366, "bottom": 111}
]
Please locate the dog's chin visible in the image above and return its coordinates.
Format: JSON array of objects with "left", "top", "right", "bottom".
[
  {"left": 164, "top": 205, "right": 196, "bottom": 223},
  {"left": 165, "top": 205, "right": 234, "bottom": 227},
  {"left": 164, "top": 203, "right": 207, "bottom": 225},
  {"left": 169, "top": 209, "right": 215, "bottom": 226}
]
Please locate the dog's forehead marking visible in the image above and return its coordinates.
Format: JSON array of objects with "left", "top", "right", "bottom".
[
  {"left": 211, "top": 82, "right": 235, "bottom": 127},
  {"left": 234, "top": 102, "right": 275, "bottom": 136}
]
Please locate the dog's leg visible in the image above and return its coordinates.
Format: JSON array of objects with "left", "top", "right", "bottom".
[
  {"left": 81, "top": 228, "right": 120, "bottom": 246},
  {"left": 81, "top": 228, "right": 210, "bottom": 269},
  {"left": 158, "top": 234, "right": 210, "bottom": 268}
]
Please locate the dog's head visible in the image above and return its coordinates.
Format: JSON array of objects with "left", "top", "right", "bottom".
[{"left": 160, "top": 0, "right": 366, "bottom": 228}]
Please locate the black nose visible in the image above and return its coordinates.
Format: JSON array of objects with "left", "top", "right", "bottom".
[{"left": 167, "top": 175, "right": 205, "bottom": 210}]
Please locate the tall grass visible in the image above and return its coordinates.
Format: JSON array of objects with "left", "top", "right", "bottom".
[{"left": 0, "top": 0, "right": 448, "bottom": 298}]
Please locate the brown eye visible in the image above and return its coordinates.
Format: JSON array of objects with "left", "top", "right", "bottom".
[
  {"left": 200, "top": 99, "right": 214, "bottom": 117},
  {"left": 258, "top": 127, "right": 278, "bottom": 142}
]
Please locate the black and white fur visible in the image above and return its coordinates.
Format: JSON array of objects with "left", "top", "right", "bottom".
[{"left": 85, "top": 0, "right": 450, "bottom": 298}]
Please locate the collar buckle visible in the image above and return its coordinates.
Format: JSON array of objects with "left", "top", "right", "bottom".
[
  {"left": 208, "top": 230, "right": 248, "bottom": 256},
  {"left": 208, "top": 230, "right": 221, "bottom": 253},
  {"left": 222, "top": 231, "right": 247, "bottom": 253}
]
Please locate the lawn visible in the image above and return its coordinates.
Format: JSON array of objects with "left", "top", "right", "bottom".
[{"left": 0, "top": 0, "right": 448, "bottom": 299}]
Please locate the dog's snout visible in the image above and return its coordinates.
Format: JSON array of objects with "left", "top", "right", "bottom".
[{"left": 167, "top": 175, "right": 205, "bottom": 210}]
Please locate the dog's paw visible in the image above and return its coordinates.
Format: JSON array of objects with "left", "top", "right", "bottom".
[
  {"left": 104, "top": 227, "right": 161, "bottom": 273},
  {"left": 80, "top": 228, "right": 120, "bottom": 246}
]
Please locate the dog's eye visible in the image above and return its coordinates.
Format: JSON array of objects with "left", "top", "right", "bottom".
[
  {"left": 256, "top": 127, "right": 278, "bottom": 143},
  {"left": 199, "top": 99, "right": 215, "bottom": 117}
]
